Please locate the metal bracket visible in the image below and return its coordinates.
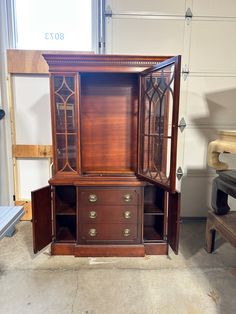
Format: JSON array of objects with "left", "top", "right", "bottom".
[
  {"left": 178, "top": 117, "right": 187, "bottom": 132},
  {"left": 182, "top": 64, "right": 189, "bottom": 80},
  {"left": 185, "top": 8, "right": 193, "bottom": 25},
  {"left": 105, "top": 5, "right": 112, "bottom": 18},
  {"left": 176, "top": 167, "right": 183, "bottom": 180}
]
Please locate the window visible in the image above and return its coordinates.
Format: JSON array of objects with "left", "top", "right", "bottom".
[{"left": 14, "top": 0, "right": 95, "bottom": 51}]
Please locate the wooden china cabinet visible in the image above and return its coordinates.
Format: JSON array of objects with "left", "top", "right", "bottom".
[{"left": 32, "top": 54, "right": 181, "bottom": 256}]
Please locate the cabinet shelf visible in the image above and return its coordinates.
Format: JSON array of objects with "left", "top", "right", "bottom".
[
  {"left": 144, "top": 204, "right": 164, "bottom": 215},
  {"left": 56, "top": 212, "right": 76, "bottom": 216},
  {"left": 56, "top": 207, "right": 76, "bottom": 215}
]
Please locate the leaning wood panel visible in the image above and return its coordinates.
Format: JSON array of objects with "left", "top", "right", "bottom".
[
  {"left": 7, "top": 50, "right": 93, "bottom": 74},
  {"left": 12, "top": 145, "right": 53, "bottom": 158},
  {"left": 15, "top": 200, "right": 32, "bottom": 221}
]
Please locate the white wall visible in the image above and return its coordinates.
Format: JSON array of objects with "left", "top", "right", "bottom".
[
  {"left": 105, "top": 0, "right": 236, "bottom": 216},
  {"left": 12, "top": 75, "right": 51, "bottom": 199}
]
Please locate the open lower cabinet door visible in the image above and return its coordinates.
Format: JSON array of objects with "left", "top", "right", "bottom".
[
  {"left": 32, "top": 185, "right": 52, "bottom": 253},
  {"left": 137, "top": 56, "right": 181, "bottom": 193},
  {"left": 167, "top": 192, "right": 180, "bottom": 254}
]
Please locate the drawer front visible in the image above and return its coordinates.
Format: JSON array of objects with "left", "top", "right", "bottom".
[
  {"left": 78, "top": 188, "right": 140, "bottom": 205},
  {"left": 80, "top": 205, "right": 138, "bottom": 224},
  {"left": 79, "top": 223, "right": 139, "bottom": 243}
]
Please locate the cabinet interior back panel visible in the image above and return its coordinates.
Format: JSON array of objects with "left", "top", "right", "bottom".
[{"left": 80, "top": 73, "right": 139, "bottom": 174}]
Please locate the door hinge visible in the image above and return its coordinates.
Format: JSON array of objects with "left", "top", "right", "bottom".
[
  {"left": 176, "top": 167, "right": 183, "bottom": 180},
  {"left": 13, "top": 194, "right": 16, "bottom": 201},
  {"left": 105, "top": 5, "right": 112, "bottom": 18},
  {"left": 182, "top": 65, "right": 189, "bottom": 80},
  {"left": 178, "top": 117, "right": 187, "bottom": 132},
  {"left": 185, "top": 8, "right": 193, "bottom": 25}
]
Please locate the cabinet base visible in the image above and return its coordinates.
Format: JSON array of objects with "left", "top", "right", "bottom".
[
  {"left": 51, "top": 242, "right": 75, "bottom": 255},
  {"left": 75, "top": 244, "right": 145, "bottom": 257},
  {"left": 144, "top": 242, "right": 168, "bottom": 255},
  {"left": 51, "top": 242, "right": 168, "bottom": 256}
]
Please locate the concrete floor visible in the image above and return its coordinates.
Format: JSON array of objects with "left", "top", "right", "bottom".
[{"left": 0, "top": 221, "right": 235, "bottom": 314}]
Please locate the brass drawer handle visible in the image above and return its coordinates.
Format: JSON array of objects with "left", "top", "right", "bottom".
[
  {"left": 89, "top": 211, "right": 97, "bottom": 219},
  {"left": 89, "top": 228, "right": 97, "bottom": 237},
  {"left": 89, "top": 194, "right": 97, "bottom": 202},
  {"left": 123, "top": 193, "right": 132, "bottom": 202},
  {"left": 123, "top": 211, "right": 131, "bottom": 219},
  {"left": 123, "top": 228, "right": 131, "bottom": 237}
]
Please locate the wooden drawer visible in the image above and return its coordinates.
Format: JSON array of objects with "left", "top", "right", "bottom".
[
  {"left": 78, "top": 188, "right": 140, "bottom": 205},
  {"left": 79, "top": 205, "right": 138, "bottom": 224},
  {"left": 79, "top": 223, "right": 139, "bottom": 243}
]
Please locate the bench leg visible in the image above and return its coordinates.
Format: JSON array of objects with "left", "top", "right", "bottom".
[
  {"left": 5, "top": 226, "right": 16, "bottom": 237},
  {"left": 205, "top": 221, "right": 216, "bottom": 253},
  {"left": 211, "top": 177, "right": 230, "bottom": 215}
]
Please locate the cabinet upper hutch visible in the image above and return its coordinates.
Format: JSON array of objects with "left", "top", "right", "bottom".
[{"left": 32, "top": 54, "right": 181, "bottom": 257}]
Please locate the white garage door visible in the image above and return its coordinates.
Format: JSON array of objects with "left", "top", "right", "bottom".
[{"left": 105, "top": 0, "right": 236, "bottom": 216}]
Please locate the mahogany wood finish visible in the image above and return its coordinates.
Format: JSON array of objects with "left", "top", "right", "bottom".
[
  {"left": 75, "top": 245, "right": 145, "bottom": 257},
  {"left": 32, "top": 186, "right": 52, "bottom": 253},
  {"left": 79, "top": 205, "right": 138, "bottom": 224},
  {"left": 51, "top": 242, "right": 75, "bottom": 255},
  {"left": 78, "top": 187, "right": 141, "bottom": 206},
  {"left": 81, "top": 73, "right": 138, "bottom": 174},
  {"left": 167, "top": 192, "right": 181, "bottom": 254},
  {"left": 32, "top": 54, "right": 181, "bottom": 257},
  {"left": 144, "top": 243, "right": 168, "bottom": 255}
]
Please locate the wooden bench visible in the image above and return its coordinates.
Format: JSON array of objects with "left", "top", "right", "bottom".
[
  {"left": 206, "top": 210, "right": 236, "bottom": 252},
  {"left": 0, "top": 206, "right": 24, "bottom": 240},
  {"left": 206, "top": 170, "right": 236, "bottom": 252}
]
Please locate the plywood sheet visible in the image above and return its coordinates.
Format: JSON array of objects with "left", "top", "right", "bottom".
[
  {"left": 7, "top": 50, "right": 93, "bottom": 74},
  {"left": 15, "top": 200, "right": 32, "bottom": 221}
]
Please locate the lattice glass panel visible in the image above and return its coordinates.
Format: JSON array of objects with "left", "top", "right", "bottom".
[
  {"left": 140, "top": 64, "right": 175, "bottom": 185},
  {"left": 53, "top": 75, "right": 77, "bottom": 173}
]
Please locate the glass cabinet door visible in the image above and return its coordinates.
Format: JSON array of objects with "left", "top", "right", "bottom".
[
  {"left": 52, "top": 74, "right": 80, "bottom": 174},
  {"left": 138, "top": 56, "right": 181, "bottom": 192}
]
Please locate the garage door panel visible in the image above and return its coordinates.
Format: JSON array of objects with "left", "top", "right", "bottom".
[
  {"left": 111, "top": 18, "right": 184, "bottom": 55},
  {"left": 190, "top": 21, "right": 236, "bottom": 73},
  {"left": 181, "top": 175, "right": 213, "bottom": 217},
  {"left": 184, "top": 128, "right": 236, "bottom": 171},
  {"left": 193, "top": 0, "right": 236, "bottom": 18},
  {"left": 181, "top": 175, "right": 236, "bottom": 217},
  {"left": 107, "top": 0, "right": 186, "bottom": 16},
  {"left": 186, "top": 76, "right": 236, "bottom": 126},
  {"left": 184, "top": 128, "right": 217, "bottom": 170}
]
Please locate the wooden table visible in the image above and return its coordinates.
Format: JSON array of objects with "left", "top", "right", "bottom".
[{"left": 0, "top": 206, "right": 24, "bottom": 240}]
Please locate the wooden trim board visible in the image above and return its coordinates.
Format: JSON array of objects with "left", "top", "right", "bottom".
[{"left": 12, "top": 145, "right": 53, "bottom": 158}]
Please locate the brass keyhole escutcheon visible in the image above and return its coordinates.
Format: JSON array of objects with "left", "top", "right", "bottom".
[
  {"left": 89, "top": 228, "right": 97, "bottom": 237},
  {"left": 123, "top": 193, "right": 132, "bottom": 202},
  {"left": 89, "top": 194, "right": 97, "bottom": 202},
  {"left": 89, "top": 211, "right": 97, "bottom": 219},
  {"left": 123, "top": 228, "right": 131, "bottom": 237},
  {"left": 123, "top": 211, "right": 131, "bottom": 219}
]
